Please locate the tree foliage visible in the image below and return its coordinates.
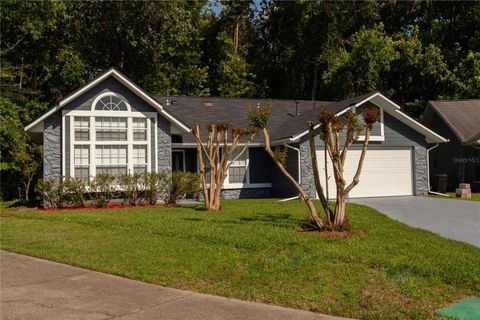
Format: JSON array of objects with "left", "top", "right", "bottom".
[{"left": 1, "top": 0, "right": 479, "bottom": 199}]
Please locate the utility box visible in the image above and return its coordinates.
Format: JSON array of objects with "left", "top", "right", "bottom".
[{"left": 433, "top": 174, "right": 448, "bottom": 194}]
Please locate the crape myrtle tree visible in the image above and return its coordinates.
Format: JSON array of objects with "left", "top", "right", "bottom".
[
  {"left": 307, "top": 107, "right": 380, "bottom": 230},
  {"left": 248, "top": 104, "right": 379, "bottom": 231},
  {"left": 192, "top": 123, "right": 257, "bottom": 211}
]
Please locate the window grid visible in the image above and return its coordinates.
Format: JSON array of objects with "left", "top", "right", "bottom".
[
  {"left": 133, "top": 118, "right": 147, "bottom": 141},
  {"left": 95, "top": 117, "right": 128, "bottom": 141},
  {"left": 228, "top": 150, "right": 248, "bottom": 184},
  {"left": 74, "top": 145, "right": 90, "bottom": 179},
  {"left": 74, "top": 117, "right": 90, "bottom": 141},
  {"left": 94, "top": 94, "right": 129, "bottom": 111}
]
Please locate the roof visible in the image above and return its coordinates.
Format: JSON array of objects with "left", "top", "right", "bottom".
[
  {"left": 156, "top": 96, "right": 333, "bottom": 143},
  {"left": 25, "top": 68, "right": 447, "bottom": 145},
  {"left": 24, "top": 68, "right": 191, "bottom": 133},
  {"left": 426, "top": 100, "right": 480, "bottom": 143}
]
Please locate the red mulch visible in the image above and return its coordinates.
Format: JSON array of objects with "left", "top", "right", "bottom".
[{"left": 40, "top": 202, "right": 176, "bottom": 212}]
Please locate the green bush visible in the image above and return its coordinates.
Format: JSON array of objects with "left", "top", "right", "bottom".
[
  {"left": 35, "top": 177, "right": 67, "bottom": 208},
  {"left": 88, "top": 173, "right": 116, "bottom": 208},
  {"left": 64, "top": 177, "right": 87, "bottom": 207},
  {"left": 165, "top": 171, "right": 200, "bottom": 204},
  {"left": 117, "top": 173, "right": 147, "bottom": 206},
  {"left": 144, "top": 171, "right": 170, "bottom": 205}
]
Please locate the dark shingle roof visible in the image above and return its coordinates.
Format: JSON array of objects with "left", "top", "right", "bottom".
[
  {"left": 155, "top": 96, "right": 334, "bottom": 143},
  {"left": 427, "top": 100, "right": 480, "bottom": 143}
]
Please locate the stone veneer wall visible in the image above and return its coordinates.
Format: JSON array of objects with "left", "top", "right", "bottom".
[
  {"left": 43, "top": 112, "right": 62, "bottom": 180},
  {"left": 414, "top": 145, "right": 428, "bottom": 196},
  {"left": 157, "top": 116, "right": 172, "bottom": 171},
  {"left": 299, "top": 141, "right": 316, "bottom": 198},
  {"left": 220, "top": 188, "right": 272, "bottom": 199}
]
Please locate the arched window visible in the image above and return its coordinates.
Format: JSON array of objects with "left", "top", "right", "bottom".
[{"left": 92, "top": 92, "right": 130, "bottom": 111}]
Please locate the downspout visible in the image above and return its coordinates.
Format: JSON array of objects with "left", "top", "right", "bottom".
[
  {"left": 278, "top": 144, "right": 302, "bottom": 202},
  {"left": 426, "top": 143, "right": 448, "bottom": 196}
]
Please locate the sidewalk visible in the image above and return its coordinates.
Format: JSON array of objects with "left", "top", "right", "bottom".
[{"left": 1, "top": 251, "right": 352, "bottom": 320}]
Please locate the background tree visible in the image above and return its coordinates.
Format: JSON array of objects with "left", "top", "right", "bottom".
[
  {"left": 192, "top": 123, "right": 257, "bottom": 211},
  {"left": 9, "top": 142, "right": 43, "bottom": 202}
]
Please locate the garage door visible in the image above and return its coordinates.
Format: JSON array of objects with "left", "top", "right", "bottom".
[{"left": 316, "top": 148, "right": 413, "bottom": 198}]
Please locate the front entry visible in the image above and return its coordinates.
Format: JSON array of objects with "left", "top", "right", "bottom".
[{"left": 172, "top": 150, "right": 185, "bottom": 172}]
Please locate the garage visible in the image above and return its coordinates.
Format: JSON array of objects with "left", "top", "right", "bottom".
[{"left": 316, "top": 148, "right": 413, "bottom": 198}]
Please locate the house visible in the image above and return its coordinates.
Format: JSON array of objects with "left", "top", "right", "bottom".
[
  {"left": 25, "top": 68, "right": 447, "bottom": 199},
  {"left": 421, "top": 100, "right": 480, "bottom": 192}
]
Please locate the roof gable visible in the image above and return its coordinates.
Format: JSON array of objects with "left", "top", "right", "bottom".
[{"left": 25, "top": 68, "right": 190, "bottom": 133}]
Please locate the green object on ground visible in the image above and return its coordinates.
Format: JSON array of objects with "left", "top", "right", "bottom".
[{"left": 437, "top": 297, "right": 480, "bottom": 319}]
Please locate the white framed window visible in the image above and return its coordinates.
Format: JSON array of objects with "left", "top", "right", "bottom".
[
  {"left": 95, "top": 145, "right": 127, "bottom": 175},
  {"left": 133, "top": 118, "right": 147, "bottom": 141},
  {"left": 133, "top": 145, "right": 147, "bottom": 174},
  {"left": 95, "top": 117, "right": 128, "bottom": 141},
  {"left": 74, "top": 145, "right": 90, "bottom": 179},
  {"left": 74, "top": 116, "right": 90, "bottom": 141},
  {"left": 92, "top": 92, "right": 130, "bottom": 111},
  {"left": 64, "top": 92, "right": 157, "bottom": 178},
  {"left": 228, "top": 149, "right": 247, "bottom": 183}
]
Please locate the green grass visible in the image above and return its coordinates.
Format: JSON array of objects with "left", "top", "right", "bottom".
[
  {"left": 446, "top": 192, "right": 480, "bottom": 201},
  {"left": 1, "top": 199, "right": 479, "bottom": 319}
]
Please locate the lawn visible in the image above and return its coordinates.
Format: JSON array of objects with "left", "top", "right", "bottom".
[
  {"left": 1, "top": 199, "right": 479, "bottom": 319},
  {"left": 446, "top": 192, "right": 480, "bottom": 201}
]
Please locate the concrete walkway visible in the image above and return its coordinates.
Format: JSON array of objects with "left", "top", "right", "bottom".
[
  {"left": 0, "top": 251, "right": 351, "bottom": 320},
  {"left": 353, "top": 196, "right": 480, "bottom": 247}
]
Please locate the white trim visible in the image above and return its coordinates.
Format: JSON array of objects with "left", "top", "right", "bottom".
[
  {"left": 63, "top": 110, "right": 156, "bottom": 117},
  {"left": 70, "top": 116, "right": 74, "bottom": 177},
  {"left": 62, "top": 116, "right": 65, "bottom": 176},
  {"left": 25, "top": 68, "right": 191, "bottom": 133},
  {"left": 222, "top": 183, "right": 272, "bottom": 189},
  {"left": 91, "top": 91, "right": 131, "bottom": 112},
  {"left": 154, "top": 116, "right": 158, "bottom": 172},
  {"left": 358, "top": 136, "right": 385, "bottom": 142},
  {"left": 285, "top": 92, "right": 447, "bottom": 144}
]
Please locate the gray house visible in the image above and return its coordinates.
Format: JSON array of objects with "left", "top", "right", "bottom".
[
  {"left": 422, "top": 100, "right": 480, "bottom": 192},
  {"left": 25, "top": 68, "right": 447, "bottom": 199}
]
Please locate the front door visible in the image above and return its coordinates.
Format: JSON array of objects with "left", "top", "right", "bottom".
[{"left": 172, "top": 150, "right": 185, "bottom": 172}]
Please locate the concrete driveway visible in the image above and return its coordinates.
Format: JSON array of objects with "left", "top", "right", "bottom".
[
  {"left": 1, "top": 251, "right": 350, "bottom": 320},
  {"left": 353, "top": 196, "right": 480, "bottom": 247}
]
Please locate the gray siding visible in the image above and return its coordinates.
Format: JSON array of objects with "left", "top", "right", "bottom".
[
  {"left": 249, "top": 147, "right": 272, "bottom": 183},
  {"left": 64, "top": 77, "right": 155, "bottom": 113},
  {"left": 44, "top": 111, "right": 62, "bottom": 180},
  {"left": 299, "top": 109, "right": 428, "bottom": 198},
  {"left": 64, "top": 116, "right": 70, "bottom": 176},
  {"left": 157, "top": 116, "right": 171, "bottom": 171},
  {"left": 221, "top": 188, "right": 271, "bottom": 199},
  {"left": 271, "top": 147, "right": 299, "bottom": 198}
]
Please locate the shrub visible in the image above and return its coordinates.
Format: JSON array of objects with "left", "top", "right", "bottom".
[
  {"left": 144, "top": 171, "right": 170, "bottom": 205},
  {"left": 64, "top": 177, "right": 88, "bottom": 207},
  {"left": 88, "top": 173, "right": 116, "bottom": 207},
  {"left": 35, "top": 177, "right": 67, "bottom": 208},
  {"left": 165, "top": 171, "right": 200, "bottom": 204},
  {"left": 117, "top": 173, "right": 147, "bottom": 206}
]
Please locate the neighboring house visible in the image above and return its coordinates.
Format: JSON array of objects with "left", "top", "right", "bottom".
[
  {"left": 25, "top": 68, "right": 447, "bottom": 199},
  {"left": 422, "top": 100, "right": 480, "bottom": 192}
]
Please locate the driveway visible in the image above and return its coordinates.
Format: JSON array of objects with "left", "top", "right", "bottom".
[
  {"left": 353, "top": 196, "right": 480, "bottom": 247},
  {"left": 0, "top": 251, "right": 350, "bottom": 320}
]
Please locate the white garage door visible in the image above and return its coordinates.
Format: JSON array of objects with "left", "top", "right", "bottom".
[{"left": 316, "top": 148, "right": 413, "bottom": 198}]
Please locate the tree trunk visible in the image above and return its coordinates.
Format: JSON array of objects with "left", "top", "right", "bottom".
[
  {"left": 334, "top": 191, "right": 347, "bottom": 228},
  {"left": 307, "top": 122, "right": 332, "bottom": 221},
  {"left": 262, "top": 128, "right": 324, "bottom": 229}
]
